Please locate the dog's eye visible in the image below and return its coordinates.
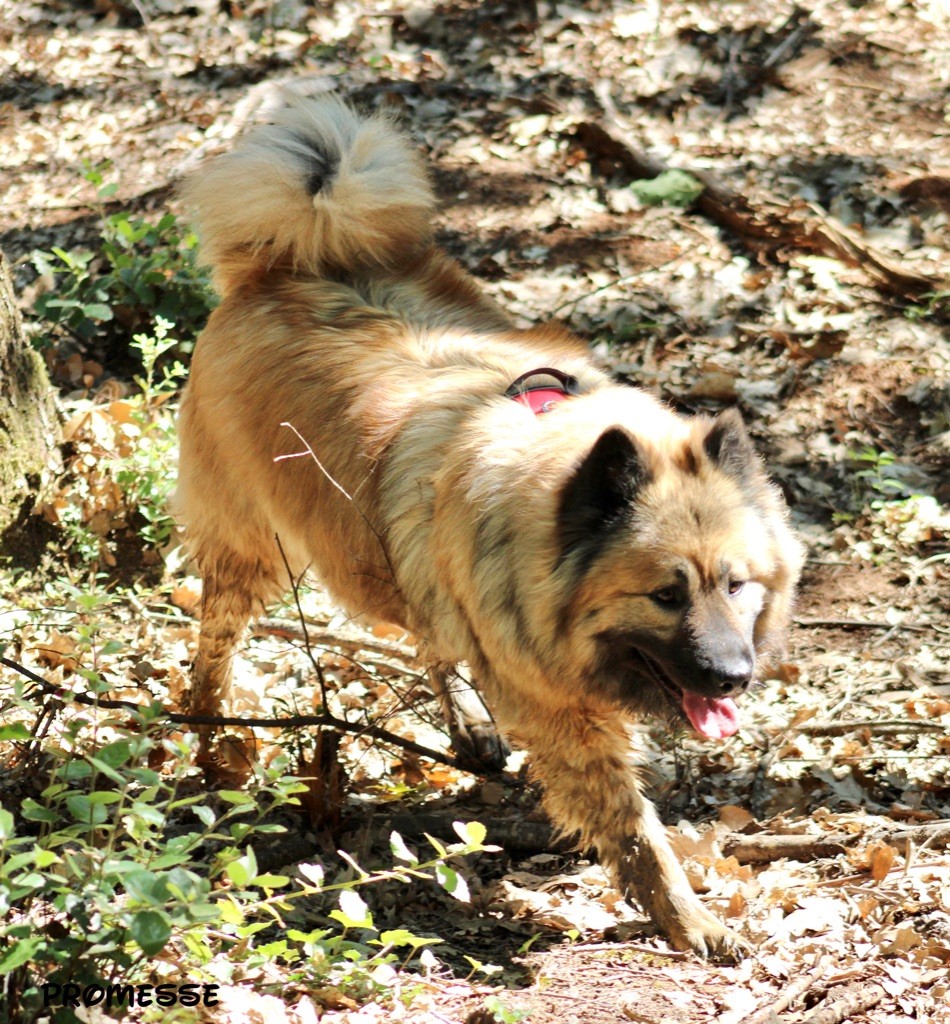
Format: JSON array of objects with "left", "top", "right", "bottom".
[
  {"left": 651, "top": 587, "right": 680, "bottom": 606},
  {"left": 728, "top": 580, "right": 745, "bottom": 596}
]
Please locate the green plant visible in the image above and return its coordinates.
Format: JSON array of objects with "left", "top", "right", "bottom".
[
  {"left": 40, "top": 316, "right": 186, "bottom": 568},
  {"left": 849, "top": 447, "right": 905, "bottom": 505},
  {"left": 0, "top": 704, "right": 495, "bottom": 1023},
  {"left": 30, "top": 165, "right": 216, "bottom": 357},
  {"left": 629, "top": 169, "right": 704, "bottom": 207},
  {"left": 483, "top": 994, "right": 528, "bottom": 1023},
  {"left": 904, "top": 289, "right": 949, "bottom": 322},
  {"left": 115, "top": 317, "right": 187, "bottom": 549}
]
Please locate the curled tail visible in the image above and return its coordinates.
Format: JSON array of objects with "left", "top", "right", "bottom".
[{"left": 180, "top": 91, "right": 436, "bottom": 295}]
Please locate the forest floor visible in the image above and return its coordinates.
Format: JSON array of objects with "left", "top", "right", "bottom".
[{"left": 1, "top": 1, "right": 949, "bottom": 1022}]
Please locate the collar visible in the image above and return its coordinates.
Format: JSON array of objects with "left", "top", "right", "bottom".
[{"left": 506, "top": 367, "right": 580, "bottom": 415}]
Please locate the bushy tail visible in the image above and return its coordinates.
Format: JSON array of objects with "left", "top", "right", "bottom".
[{"left": 180, "top": 91, "right": 436, "bottom": 295}]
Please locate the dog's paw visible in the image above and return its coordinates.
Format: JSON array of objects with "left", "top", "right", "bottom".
[
  {"left": 668, "top": 908, "right": 750, "bottom": 962},
  {"left": 450, "top": 722, "right": 510, "bottom": 774}
]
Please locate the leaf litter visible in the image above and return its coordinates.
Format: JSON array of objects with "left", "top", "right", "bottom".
[{"left": 1, "top": 0, "right": 949, "bottom": 1021}]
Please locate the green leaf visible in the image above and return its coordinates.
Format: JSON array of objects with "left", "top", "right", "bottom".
[
  {"left": 65, "top": 794, "right": 108, "bottom": 825},
  {"left": 390, "top": 831, "right": 418, "bottom": 864},
  {"left": 3, "top": 852, "right": 35, "bottom": 874},
  {"left": 0, "top": 808, "right": 15, "bottom": 840},
  {"left": 298, "top": 861, "right": 324, "bottom": 888},
  {"left": 81, "top": 302, "right": 113, "bottom": 321},
  {"left": 95, "top": 739, "right": 132, "bottom": 769},
  {"left": 378, "top": 929, "right": 441, "bottom": 950},
  {"left": 124, "top": 869, "right": 168, "bottom": 905},
  {"left": 192, "top": 804, "right": 215, "bottom": 828},
  {"left": 225, "top": 852, "right": 257, "bottom": 888},
  {"left": 329, "top": 889, "right": 373, "bottom": 930},
  {"left": 434, "top": 862, "right": 470, "bottom": 903},
  {"left": 425, "top": 833, "right": 447, "bottom": 858},
  {"left": 629, "top": 169, "right": 704, "bottom": 207},
  {"left": 217, "top": 898, "right": 244, "bottom": 926},
  {"left": 251, "top": 873, "right": 290, "bottom": 891},
  {"left": 20, "top": 799, "right": 57, "bottom": 824},
  {"left": 0, "top": 723, "right": 32, "bottom": 742},
  {"left": 129, "top": 909, "right": 171, "bottom": 955},
  {"left": 453, "top": 820, "right": 487, "bottom": 847},
  {"left": 33, "top": 849, "right": 59, "bottom": 869},
  {"left": 217, "top": 790, "right": 255, "bottom": 806},
  {"left": 0, "top": 936, "right": 44, "bottom": 975}
]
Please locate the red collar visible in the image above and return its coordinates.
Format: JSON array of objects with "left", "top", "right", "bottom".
[{"left": 506, "top": 367, "right": 579, "bottom": 415}]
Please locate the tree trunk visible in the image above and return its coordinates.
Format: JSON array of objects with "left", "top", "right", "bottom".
[{"left": 0, "top": 249, "right": 60, "bottom": 537}]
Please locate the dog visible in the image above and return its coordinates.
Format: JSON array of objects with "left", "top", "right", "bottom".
[{"left": 176, "top": 91, "right": 804, "bottom": 959}]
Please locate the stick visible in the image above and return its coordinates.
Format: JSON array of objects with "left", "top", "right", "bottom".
[
  {"left": 572, "top": 118, "right": 943, "bottom": 298},
  {"left": 794, "top": 718, "right": 944, "bottom": 736},
  {"left": 724, "top": 821, "right": 950, "bottom": 864},
  {"left": 793, "top": 616, "right": 929, "bottom": 631},
  {"left": 802, "top": 980, "right": 887, "bottom": 1024},
  {"left": 739, "top": 958, "right": 830, "bottom": 1024},
  {"left": 0, "top": 655, "right": 462, "bottom": 769},
  {"left": 253, "top": 616, "right": 417, "bottom": 661}
]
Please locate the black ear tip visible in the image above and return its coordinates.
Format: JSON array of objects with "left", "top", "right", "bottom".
[
  {"left": 556, "top": 425, "right": 651, "bottom": 565},
  {"left": 594, "top": 424, "right": 637, "bottom": 456},
  {"left": 703, "top": 408, "right": 760, "bottom": 481}
]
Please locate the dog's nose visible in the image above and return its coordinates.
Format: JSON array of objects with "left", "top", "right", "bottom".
[{"left": 712, "top": 655, "right": 754, "bottom": 695}]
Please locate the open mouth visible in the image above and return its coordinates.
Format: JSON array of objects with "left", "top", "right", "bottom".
[{"left": 636, "top": 652, "right": 741, "bottom": 740}]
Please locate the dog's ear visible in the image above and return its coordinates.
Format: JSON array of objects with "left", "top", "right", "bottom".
[
  {"left": 557, "top": 426, "right": 650, "bottom": 565},
  {"left": 703, "top": 408, "right": 760, "bottom": 485}
]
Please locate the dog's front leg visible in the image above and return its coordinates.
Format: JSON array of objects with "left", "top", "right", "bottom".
[{"left": 518, "top": 706, "right": 745, "bottom": 959}]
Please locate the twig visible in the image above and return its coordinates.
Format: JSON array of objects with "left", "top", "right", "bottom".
[
  {"left": 274, "top": 421, "right": 400, "bottom": 596},
  {"left": 794, "top": 616, "right": 929, "bottom": 631},
  {"left": 721, "top": 833, "right": 848, "bottom": 865},
  {"left": 0, "top": 655, "right": 461, "bottom": 769},
  {"left": 739, "top": 957, "right": 831, "bottom": 1024},
  {"left": 274, "top": 533, "right": 330, "bottom": 710},
  {"left": 794, "top": 718, "right": 944, "bottom": 736},
  {"left": 253, "top": 616, "right": 417, "bottom": 661},
  {"left": 570, "top": 942, "right": 690, "bottom": 960},
  {"left": 802, "top": 979, "right": 887, "bottom": 1024},
  {"left": 572, "top": 117, "right": 944, "bottom": 299},
  {"left": 723, "top": 820, "right": 950, "bottom": 865}
]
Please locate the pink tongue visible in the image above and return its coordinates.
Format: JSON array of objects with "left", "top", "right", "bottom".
[{"left": 682, "top": 692, "right": 740, "bottom": 739}]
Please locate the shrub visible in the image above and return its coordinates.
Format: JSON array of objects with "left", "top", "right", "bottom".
[{"left": 30, "top": 166, "right": 216, "bottom": 360}]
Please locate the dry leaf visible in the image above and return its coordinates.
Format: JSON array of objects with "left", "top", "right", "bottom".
[
  {"left": 870, "top": 843, "right": 897, "bottom": 882},
  {"left": 719, "top": 805, "right": 755, "bottom": 831}
]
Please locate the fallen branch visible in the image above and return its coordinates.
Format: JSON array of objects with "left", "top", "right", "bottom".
[
  {"left": 0, "top": 655, "right": 461, "bottom": 769},
  {"left": 793, "top": 616, "right": 929, "bottom": 631},
  {"left": 724, "top": 820, "right": 950, "bottom": 864},
  {"left": 739, "top": 957, "right": 831, "bottom": 1024},
  {"left": 253, "top": 616, "right": 418, "bottom": 662},
  {"left": 802, "top": 979, "right": 887, "bottom": 1024},
  {"left": 722, "top": 833, "right": 849, "bottom": 864},
  {"left": 572, "top": 118, "right": 944, "bottom": 299},
  {"left": 388, "top": 810, "right": 950, "bottom": 862},
  {"left": 794, "top": 718, "right": 944, "bottom": 736}
]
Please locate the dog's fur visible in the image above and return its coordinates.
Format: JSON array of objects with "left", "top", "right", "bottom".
[{"left": 177, "top": 92, "right": 804, "bottom": 958}]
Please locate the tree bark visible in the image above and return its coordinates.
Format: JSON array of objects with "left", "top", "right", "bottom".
[{"left": 0, "top": 250, "right": 60, "bottom": 537}]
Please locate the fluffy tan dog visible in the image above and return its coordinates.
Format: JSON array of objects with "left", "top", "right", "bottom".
[{"left": 177, "top": 91, "right": 804, "bottom": 958}]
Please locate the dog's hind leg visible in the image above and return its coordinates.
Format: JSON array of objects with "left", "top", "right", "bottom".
[
  {"left": 428, "top": 663, "right": 510, "bottom": 773},
  {"left": 189, "top": 550, "right": 279, "bottom": 738}
]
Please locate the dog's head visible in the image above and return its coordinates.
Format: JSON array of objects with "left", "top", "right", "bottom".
[{"left": 553, "top": 409, "right": 803, "bottom": 737}]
